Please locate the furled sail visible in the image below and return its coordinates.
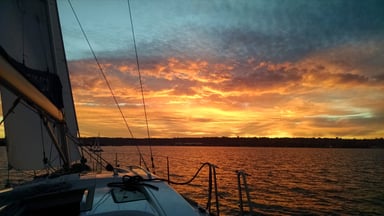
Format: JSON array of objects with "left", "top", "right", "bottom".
[{"left": 0, "top": 0, "right": 80, "bottom": 170}]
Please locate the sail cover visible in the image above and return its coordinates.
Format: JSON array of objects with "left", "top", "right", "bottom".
[{"left": 0, "top": 0, "right": 80, "bottom": 170}]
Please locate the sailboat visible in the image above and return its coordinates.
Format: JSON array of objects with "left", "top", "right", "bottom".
[{"left": 0, "top": 0, "right": 212, "bottom": 215}]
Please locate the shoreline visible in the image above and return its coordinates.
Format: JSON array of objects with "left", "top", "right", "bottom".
[
  {"left": 1, "top": 137, "right": 383, "bottom": 148},
  {"left": 79, "top": 137, "right": 384, "bottom": 148}
]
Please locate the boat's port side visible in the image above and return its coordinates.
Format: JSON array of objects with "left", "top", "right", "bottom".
[{"left": 1, "top": 187, "right": 86, "bottom": 215}]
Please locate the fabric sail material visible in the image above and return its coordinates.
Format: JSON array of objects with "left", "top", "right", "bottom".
[{"left": 0, "top": 0, "right": 80, "bottom": 170}]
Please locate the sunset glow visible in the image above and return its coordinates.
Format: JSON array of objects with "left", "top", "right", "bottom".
[
  {"left": 1, "top": 0, "right": 383, "bottom": 139},
  {"left": 66, "top": 50, "right": 383, "bottom": 138}
]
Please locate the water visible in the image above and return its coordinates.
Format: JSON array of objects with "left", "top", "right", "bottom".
[{"left": 1, "top": 146, "right": 384, "bottom": 215}]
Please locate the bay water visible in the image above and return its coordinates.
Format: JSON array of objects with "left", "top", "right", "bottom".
[{"left": 1, "top": 146, "right": 383, "bottom": 215}]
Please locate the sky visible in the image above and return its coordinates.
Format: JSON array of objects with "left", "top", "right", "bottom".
[{"left": 42, "top": 0, "right": 384, "bottom": 138}]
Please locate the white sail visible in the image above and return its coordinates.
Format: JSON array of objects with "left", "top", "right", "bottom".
[
  {"left": 46, "top": 0, "right": 81, "bottom": 164},
  {"left": 0, "top": 88, "right": 63, "bottom": 169},
  {"left": 0, "top": 0, "right": 80, "bottom": 170}
]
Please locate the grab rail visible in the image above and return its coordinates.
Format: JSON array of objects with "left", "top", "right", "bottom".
[
  {"left": 236, "top": 170, "right": 253, "bottom": 215},
  {"left": 165, "top": 160, "right": 220, "bottom": 215}
]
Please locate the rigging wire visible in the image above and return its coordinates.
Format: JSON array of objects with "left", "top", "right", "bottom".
[
  {"left": 67, "top": 0, "right": 134, "bottom": 138},
  {"left": 127, "top": 0, "right": 155, "bottom": 173},
  {"left": 0, "top": 97, "right": 21, "bottom": 125},
  {"left": 39, "top": 114, "right": 48, "bottom": 167},
  {"left": 67, "top": 0, "right": 149, "bottom": 171}
]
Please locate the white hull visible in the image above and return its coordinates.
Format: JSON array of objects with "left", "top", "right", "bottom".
[{"left": 0, "top": 166, "right": 208, "bottom": 216}]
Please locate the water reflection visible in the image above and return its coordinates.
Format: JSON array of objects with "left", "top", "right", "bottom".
[{"left": 1, "top": 146, "right": 383, "bottom": 215}]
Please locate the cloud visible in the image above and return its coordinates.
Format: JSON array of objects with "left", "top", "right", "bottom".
[
  {"left": 298, "top": 39, "right": 384, "bottom": 89},
  {"left": 2, "top": 0, "right": 384, "bottom": 139},
  {"left": 58, "top": 0, "right": 384, "bottom": 138},
  {"left": 66, "top": 38, "right": 384, "bottom": 138},
  {"left": 119, "top": 0, "right": 384, "bottom": 64}
]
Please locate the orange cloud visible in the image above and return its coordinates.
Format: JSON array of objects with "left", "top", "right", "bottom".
[
  {"left": 1, "top": 41, "right": 382, "bottom": 139},
  {"left": 64, "top": 50, "right": 383, "bottom": 138}
]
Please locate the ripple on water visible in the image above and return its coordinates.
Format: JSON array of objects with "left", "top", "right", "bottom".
[{"left": 1, "top": 146, "right": 384, "bottom": 215}]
